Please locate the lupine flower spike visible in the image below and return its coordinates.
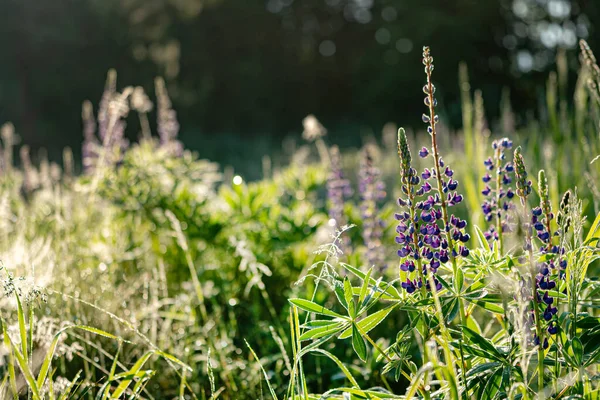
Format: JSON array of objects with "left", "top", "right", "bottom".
[
  {"left": 359, "top": 147, "right": 387, "bottom": 272},
  {"left": 513, "top": 147, "right": 547, "bottom": 390},
  {"left": 481, "top": 138, "right": 515, "bottom": 252},
  {"left": 422, "top": 47, "right": 470, "bottom": 274},
  {"left": 533, "top": 170, "right": 564, "bottom": 338},
  {"left": 395, "top": 48, "right": 470, "bottom": 296},
  {"left": 327, "top": 145, "right": 352, "bottom": 252}
]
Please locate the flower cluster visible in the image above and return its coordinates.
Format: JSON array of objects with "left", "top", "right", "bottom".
[
  {"left": 396, "top": 49, "right": 470, "bottom": 294},
  {"left": 82, "top": 71, "right": 131, "bottom": 172},
  {"left": 481, "top": 138, "right": 515, "bottom": 247},
  {"left": 359, "top": 147, "right": 387, "bottom": 271}
]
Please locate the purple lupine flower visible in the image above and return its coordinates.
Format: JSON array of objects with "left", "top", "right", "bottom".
[
  {"left": 359, "top": 146, "right": 387, "bottom": 272},
  {"left": 155, "top": 77, "right": 183, "bottom": 157},
  {"left": 480, "top": 138, "right": 515, "bottom": 250}
]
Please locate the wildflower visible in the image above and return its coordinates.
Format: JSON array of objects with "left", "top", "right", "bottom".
[
  {"left": 531, "top": 169, "right": 565, "bottom": 336},
  {"left": 359, "top": 146, "right": 387, "bottom": 272},
  {"left": 395, "top": 48, "right": 470, "bottom": 294},
  {"left": 481, "top": 138, "right": 515, "bottom": 250},
  {"left": 327, "top": 145, "right": 352, "bottom": 235}
]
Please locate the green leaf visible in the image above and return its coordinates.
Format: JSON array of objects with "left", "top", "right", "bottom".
[
  {"left": 4, "top": 334, "right": 40, "bottom": 399},
  {"left": 466, "top": 361, "right": 501, "bottom": 378},
  {"left": 444, "top": 298, "right": 460, "bottom": 324},
  {"left": 245, "top": 340, "right": 279, "bottom": 400},
  {"left": 341, "top": 263, "right": 401, "bottom": 300},
  {"left": 456, "top": 268, "right": 464, "bottom": 293},
  {"left": 472, "top": 300, "right": 504, "bottom": 314},
  {"left": 3, "top": 322, "right": 18, "bottom": 400},
  {"left": 334, "top": 282, "right": 349, "bottom": 311},
  {"left": 351, "top": 324, "right": 367, "bottom": 362},
  {"left": 585, "top": 212, "right": 600, "bottom": 246},
  {"left": 474, "top": 225, "right": 490, "bottom": 250},
  {"left": 299, "top": 322, "right": 345, "bottom": 341},
  {"left": 481, "top": 367, "right": 503, "bottom": 399},
  {"left": 302, "top": 320, "right": 340, "bottom": 328},
  {"left": 585, "top": 344, "right": 600, "bottom": 367},
  {"left": 343, "top": 277, "right": 353, "bottom": 308},
  {"left": 288, "top": 298, "right": 345, "bottom": 318},
  {"left": 38, "top": 325, "right": 123, "bottom": 389},
  {"left": 110, "top": 352, "right": 155, "bottom": 399},
  {"left": 572, "top": 337, "right": 583, "bottom": 366},
  {"left": 461, "top": 326, "right": 505, "bottom": 361},
  {"left": 14, "top": 294, "right": 28, "bottom": 364},
  {"left": 339, "top": 305, "right": 397, "bottom": 339},
  {"left": 359, "top": 268, "right": 373, "bottom": 305}
]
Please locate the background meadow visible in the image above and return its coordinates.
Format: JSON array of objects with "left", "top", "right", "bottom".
[{"left": 1, "top": 1, "right": 600, "bottom": 399}]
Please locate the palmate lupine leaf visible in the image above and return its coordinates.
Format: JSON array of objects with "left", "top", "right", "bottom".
[{"left": 338, "top": 305, "right": 397, "bottom": 339}]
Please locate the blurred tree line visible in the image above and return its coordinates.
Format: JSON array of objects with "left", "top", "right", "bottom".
[{"left": 0, "top": 0, "right": 598, "bottom": 168}]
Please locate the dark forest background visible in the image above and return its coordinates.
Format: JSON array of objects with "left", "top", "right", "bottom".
[{"left": 0, "top": 0, "right": 598, "bottom": 176}]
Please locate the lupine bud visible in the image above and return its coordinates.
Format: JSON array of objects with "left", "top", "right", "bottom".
[
  {"left": 538, "top": 170, "right": 551, "bottom": 220},
  {"left": 514, "top": 147, "right": 532, "bottom": 204},
  {"left": 398, "top": 128, "right": 412, "bottom": 183}
]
